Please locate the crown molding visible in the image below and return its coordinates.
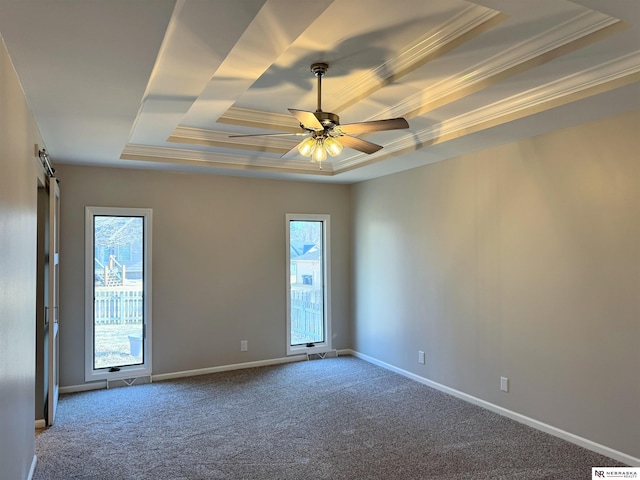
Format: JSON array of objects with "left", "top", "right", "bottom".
[
  {"left": 329, "top": 5, "right": 506, "bottom": 113},
  {"left": 121, "top": 144, "right": 334, "bottom": 175},
  {"left": 332, "top": 52, "right": 640, "bottom": 172},
  {"left": 168, "top": 126, "right": 300, "bottom": 154},
  {"left": 416, "top": 52, "right": 640, "bottom": 144},
  {"left": 217, "top": 107, "right": 301, "bottom": 132},
  {"left": 375, "top": 10, "right": 624, "bottom": 120}
]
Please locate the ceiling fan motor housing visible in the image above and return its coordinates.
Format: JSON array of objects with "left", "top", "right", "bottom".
[{"left": 314, "top": 111, "right": 340, "bottom": 129}]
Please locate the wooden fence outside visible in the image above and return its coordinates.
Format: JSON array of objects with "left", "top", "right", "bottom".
[
  {"left": 290, "top": 289, "right": 324, "bottom": 343},
  {"left": 94, "top": 287, "right": 143, "bottom": 324},
  {"left": 94, "top": 286, "right": 325, "bottom": 344}
]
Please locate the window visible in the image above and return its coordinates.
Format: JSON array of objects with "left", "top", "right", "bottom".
[
  {"left": 286, "top": 214, "right": 331, "bottom": 355},
  {"left": 85, "top": 207, "right": 152, "bottom": 381}
]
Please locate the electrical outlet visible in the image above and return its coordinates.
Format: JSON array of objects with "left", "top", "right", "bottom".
[
  {"left": 240, "top": 340, "right": 248, "bottom": 352},
  {"left": 500, "top": 376, "right": 509, "bottom": 392},
  {"left": 418, "top": 350, "right": 425, "bottom": 364}
]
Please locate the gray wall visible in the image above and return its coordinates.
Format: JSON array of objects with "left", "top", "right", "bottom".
[
  {"left": 352, "top": 109, "right": 640, "bottom": 459},
  {"left": 55, "top": 165, "right": 351, "bottom": 387},
  {"left": 0, "top": 34, "right": 43, "bottom": 480}
]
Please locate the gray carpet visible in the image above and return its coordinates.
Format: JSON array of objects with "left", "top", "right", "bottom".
[{"left": 34, "top": 356, "right": 622, "bottom": 479}]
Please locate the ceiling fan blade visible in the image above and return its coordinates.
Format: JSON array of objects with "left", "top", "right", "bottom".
[
  {"left": 339, "top": 135, "right": 383, "bottom": 154},
  {"left": 281, "top": 140, "right": 304, "bottom": 159},
  {"left": 339, "top": 117, "right": 409, "bottom": 135},
  {"left": 228, "top": 132, "right": 308, "bottom": 138},
  {"left": 288, "top": 109, "right": 324, "bottom": 131}
]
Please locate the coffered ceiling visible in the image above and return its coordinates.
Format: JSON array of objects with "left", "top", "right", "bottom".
[{"left": 1, "top": 0, "right": 638, "bottom": 183}]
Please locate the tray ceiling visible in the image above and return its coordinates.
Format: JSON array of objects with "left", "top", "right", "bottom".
[{"left": 0, "top": 0, "right": 638, "bottom": 183}]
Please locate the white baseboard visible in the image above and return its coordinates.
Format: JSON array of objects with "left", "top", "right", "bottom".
[
  {"left": 27, "top": 455, "right": 37, "bottom": 480},
  {"left": 34, "top": 419, "right": 46, "bottom": 429},
  {"left": 347, "top": 349, "right": 640, "bottom": 467},
  {"left": 60, "top": 356, "right": 309, "bottom": 392},
  {"left": 60, "top": 380, "right": 106, "bottom": 394},
  {"left": 151, "top": 355, "right": 307, "bottom": 382}
]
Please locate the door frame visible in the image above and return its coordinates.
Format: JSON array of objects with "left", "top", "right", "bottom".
[{"left": 47, "top": 178, "right": 60, "bottom": 426}]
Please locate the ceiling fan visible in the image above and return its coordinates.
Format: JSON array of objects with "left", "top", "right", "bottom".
[{"left": 229, "top": 63, "right": 409, "bottom": 167}]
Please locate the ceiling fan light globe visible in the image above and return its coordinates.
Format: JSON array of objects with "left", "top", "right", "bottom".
[
  {"left": 298, "top": 137, "right": 316, "bottom": 157},
  {"left": 312, "top": 141, "right": 328, "bottom": 163},
  {"left": 325, "top": 137, "right": 343, "bottom": 156}
]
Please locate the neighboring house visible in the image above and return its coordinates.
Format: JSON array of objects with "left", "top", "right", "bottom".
[
  {"left": 94, "top": 217, "right": 143, "bottom": 284},
  {"left": 290, "top": 242, "right": 321, "bottom": 286},
  {"left": 291, "top": 246, "right": 321, "bottom": 287}
]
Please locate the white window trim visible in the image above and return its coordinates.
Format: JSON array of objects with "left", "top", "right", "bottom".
[
  {"left": 84, "top": 206, "right": 152, "bottom": 382},
  {"left": 285, "top": 213, "right": 331, "bottom": 356}
]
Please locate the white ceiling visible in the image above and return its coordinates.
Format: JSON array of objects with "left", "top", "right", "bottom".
[{"left": 1, "top": 0, "right": 638, "bottom": 184}]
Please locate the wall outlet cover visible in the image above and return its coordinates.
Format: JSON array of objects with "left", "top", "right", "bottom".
[{"left": 500, "top": 376, "right": 509, "bottom": 392}]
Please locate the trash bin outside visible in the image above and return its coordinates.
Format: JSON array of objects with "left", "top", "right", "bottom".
[{"left": 129, "top": 335, "right": 142, "bottom": 357}]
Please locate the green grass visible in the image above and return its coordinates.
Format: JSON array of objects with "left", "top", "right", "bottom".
[
  {"left": 93, "top": 323, "right": 321, "bottom": 369},
  {"left": 94, "top": 323, "right": 143, "bottom": 369}
]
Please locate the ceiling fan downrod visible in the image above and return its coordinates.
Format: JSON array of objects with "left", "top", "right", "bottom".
[
  {"left": 308, "top": 63, "right": 339, "bottom": 131},
  {"left": 311, "top": 63, "right": 328, "bottom": 113}
]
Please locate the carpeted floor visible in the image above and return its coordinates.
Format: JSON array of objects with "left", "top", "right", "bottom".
[{"left": 34, "top": 356, "right": 623, "bottom": 479}]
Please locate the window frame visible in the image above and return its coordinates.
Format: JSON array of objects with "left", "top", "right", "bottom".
[
  {"left": 285, "top": 213, "right": 331, "bottom": 356},
  {"left": 84, "top": 206, "right": 153, "bottom": 382}
]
